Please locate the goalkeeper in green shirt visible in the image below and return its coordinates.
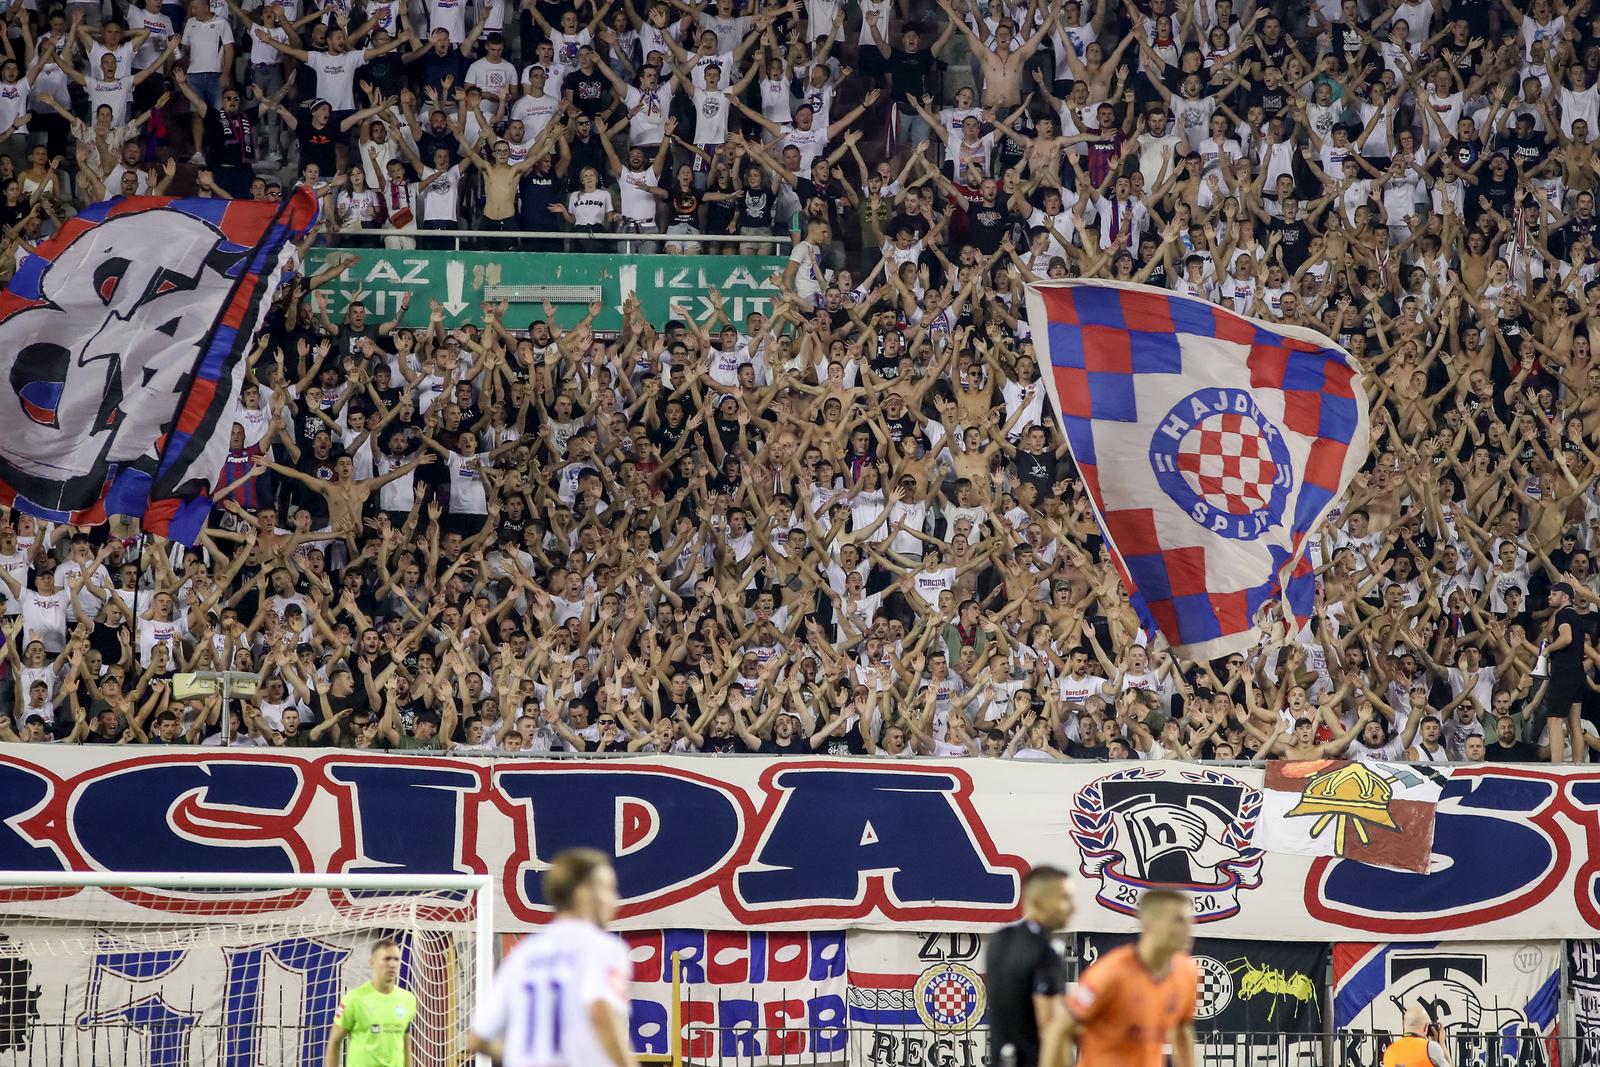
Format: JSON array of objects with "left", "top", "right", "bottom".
[{"left": 326, "top": 939, "right": 418, "bottom": 1067}]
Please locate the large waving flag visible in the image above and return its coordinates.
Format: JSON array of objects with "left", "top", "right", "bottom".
[
  {"left": 0, "top": 190, "right": 319, "bottom": 545},
  {"left": 1025, "top": 280, "right": 1369, "bottom": 658}
]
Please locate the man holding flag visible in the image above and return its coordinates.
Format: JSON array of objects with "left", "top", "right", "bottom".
[{"left": 1024, "top": 280, "right": 1370, "bottom": 659}]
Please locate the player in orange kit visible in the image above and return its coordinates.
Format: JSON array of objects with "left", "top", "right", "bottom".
[{"left": 1039, "top": 890, "right": 1197, "bottom": 1067}]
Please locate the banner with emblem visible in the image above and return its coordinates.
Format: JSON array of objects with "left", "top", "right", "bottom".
[
  {"left": 1077, "top": 934, "right": 1327, "bottom": 1067},
  {"left": 1333, "top": 942, "right": 1560, "bottom": 1067},
  {"left": 845, "top": 931, "right": 992, "bottom": 1067},
  {"left": 1025, "top": 280, "right": 1370, "bottom": 659},
  {"left": 1569, "top": 941, "right": 1600, "bottom": 1066},
  {"left": 1259, "top": 761, "right": 1451, "bottom": 874},
  {"left": 1069, "top": 765, "right": 1264, "bottom": 922},
  {"left": 17, "top": 750, "right": 1600, "bottom": 942}
]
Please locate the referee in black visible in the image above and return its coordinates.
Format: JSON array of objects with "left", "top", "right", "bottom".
[{"left": 986, "top": 866, "right": 1075, "bottom": 1067}]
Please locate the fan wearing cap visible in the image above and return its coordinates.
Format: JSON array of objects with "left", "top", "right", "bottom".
[
  {"left": 263, "top": 95, "right": 381, "bottom": 184},
  {"left": 1541, "top": 583, "right": 1589, "bottom": 763}
]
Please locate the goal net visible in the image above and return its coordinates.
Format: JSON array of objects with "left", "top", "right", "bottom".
[{"left": 0, "top": 872, "right": 493, "bottom": 1067}]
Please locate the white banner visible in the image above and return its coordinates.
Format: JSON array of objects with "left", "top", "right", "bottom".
[
  {"left": 845, "top": 932, "right": 992, "bottom": 1067},
  {"left": 1333, "top": 942, "right": 1561, "bottom": 1067},
  {"left": 0, "top": 922, "right": 471, "bottom": 1067},
  {"left": 621, "top": 931, "right": 848, "bottom": 1066},
  {"left": 6, "top": 749, "right": 1600, "bottom": 939}
]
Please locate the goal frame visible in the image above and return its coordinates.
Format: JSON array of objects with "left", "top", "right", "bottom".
[{"left": 0, "top": 871, "right": 496, "bottom": 1063}]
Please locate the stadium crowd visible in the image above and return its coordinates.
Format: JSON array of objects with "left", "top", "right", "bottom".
[{"left": 0, "top": 0, "right": 1596, "bottom": 765}]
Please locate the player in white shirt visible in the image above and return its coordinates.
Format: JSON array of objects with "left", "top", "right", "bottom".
[{"left": 469, "top": 849, "right": 638, "bottom": 1067}]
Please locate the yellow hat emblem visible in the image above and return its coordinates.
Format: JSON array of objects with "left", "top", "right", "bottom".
[{"left": 1286, "top": 762, "right": 1398, "bottom": 852}]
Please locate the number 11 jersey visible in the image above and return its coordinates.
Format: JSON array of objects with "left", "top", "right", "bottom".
[{"left": 471, "top": 918, "right": 632, "bottom": 1067}]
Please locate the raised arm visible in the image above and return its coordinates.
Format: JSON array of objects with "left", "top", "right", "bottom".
[{"left": 251, "top": 24, "right": 310, "bottom": 61}]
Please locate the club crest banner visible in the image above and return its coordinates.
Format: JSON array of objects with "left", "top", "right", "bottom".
[
  {"left": 1069, "top": 765, "right": 1262, "bottom": 921},
  {"left": 846, "top": 931, "right": 991, "bottom": 1067},
  {"left": 1025, "top": 280, "right": 1370, "bottom": 659}
]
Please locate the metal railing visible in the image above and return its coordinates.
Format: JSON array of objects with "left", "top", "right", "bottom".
[
  {"left": 654, "top": 1027, "right": 1575, "bottom": 1067},
  {"left": 0, "top": 1019, "right": 1576, "bottom": 1067},
  {"left": 1333, "top": 1029, "right": 1566, "bottom": 1067},
  {"left": 6, "top": 736, "right": 1574, "bottom": 765},
  {"left": 317, "top": 227, "right": 792, "bottom": 251},
  {"left": 0, "top": 1020, "right": 324, "bottom": 1067}
]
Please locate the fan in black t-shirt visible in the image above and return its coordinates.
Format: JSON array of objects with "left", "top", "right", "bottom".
[
  {"left": 1066, "top": 712, "right": 1109, "bottom": 759},
  {"left": 1484, "top": 714, "right": 1540, "bottom": 761},
  {"left": 562, "top": 55, "right": 610, "bottom": 116},
  {"left": 810, "top": 700, "right": 870, "bottom": 755},
  {"left": 964, "top": 182, "right": 1019, "bottom": 254},
  {"left": 1269, "top": 211, "right": 1312, "bottom": 272},
  {"left": 1542, "top": 583, "right": 1590, "bottom": 759},
  {"left": 1014, "top": 425, "right": 1059, "bottom": 497}
]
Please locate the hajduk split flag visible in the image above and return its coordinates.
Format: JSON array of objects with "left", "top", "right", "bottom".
[
  {"left": 1025, "top": 281, "right": 1370, "bottom": 659},
  {"left": 1260, "top": 760, "right": 1449, "bottom": 874},
  {"left": 0, "top": 189, "right": 319, "bottom": 545}
]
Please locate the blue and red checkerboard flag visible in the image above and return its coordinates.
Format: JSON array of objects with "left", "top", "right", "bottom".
[
  {"left": 0, "top": 188, "right": 319, "bottom": 546},
  {"left": 1025, "top": 280, "right": 1370, "bottom": 659}
]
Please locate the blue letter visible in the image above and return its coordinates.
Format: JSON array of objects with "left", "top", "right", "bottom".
[
  {"left": 223, "top": 938, "right": 350, "bottom": 1067},
  {"left": 718, "top": 999, "right": 761, "bottom": 1058},
  {"left": 0, "top": 763, "right": 63, "bottom": 873},
  {"left": 325, "top": 763, "right": 480, "bottom": 882},
  {"left": 73, "top": 761, "right": 304, "bottom": 874},
  {"left": 496, "top": 770, "right": 741, "bottom": 910},
  {"left": 78, "top": 940, "right": 198, "bottom": 1067},
  {"left": 809, "top": 994, "right": 846, "bottom": 1055},
  {"left": 629, "top": 1000, "right": 668, "bottom": 1056},
  {"left": 1320, "top": 775, "right": 1556, "bottom": 915},
  {"left": 735, "top": 770, "right": 1016, "bottom": 910}
]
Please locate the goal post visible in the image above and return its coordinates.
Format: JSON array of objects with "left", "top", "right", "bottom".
[{"left": 0, "top": 871, "right": 495, "bottom": 1067}]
